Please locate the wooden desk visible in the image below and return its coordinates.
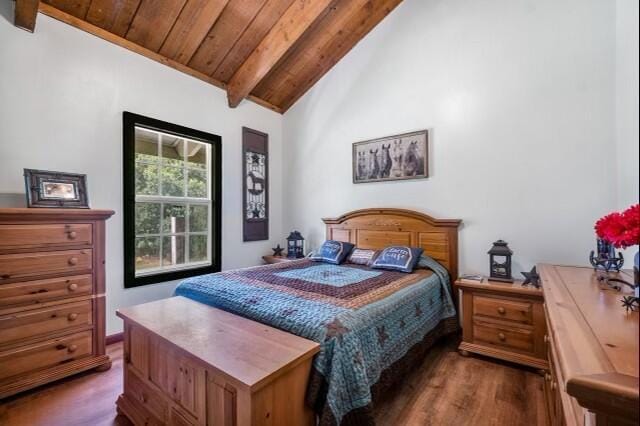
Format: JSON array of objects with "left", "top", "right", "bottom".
[
  {"left": 539, "top": 264, "right": 639, "bottom": 426},
  {"left": 116, "top": 296, "right": 320, "bottom": 426}
]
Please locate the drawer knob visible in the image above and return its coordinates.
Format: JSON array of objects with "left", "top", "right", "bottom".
[
  {"left": 68, "top": 231, "right": 77, "bottom": 240},
  {"left": 68, "top": 283, "right": 78, "bottom": 291},
  {"left": 68, "top": 344, "right": 78, "bottom": 353},
  {"left": 498, "top": 332, "right": 506, "bottom": 341},
  {"left": 68, "top": 313, "right": 78, "bottom": 321},
  {"left": 545, "top": 373, "right": 552, "bottom": 382},
  {"left": 497, "top": 307, "right": 506, "bottom": 315},
  {"left": 551, "top": 381, "right": 557, "bottom": 390},
  {"left": 544, "top": 334, "right": 549, "bottom": 343},
  {"left": 68, "top": 257, "right": 78, "bottom": 266}
]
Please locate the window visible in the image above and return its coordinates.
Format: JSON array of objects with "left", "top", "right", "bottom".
[{"left": 123, "top": 112, "right": 221, "bottom": 287}]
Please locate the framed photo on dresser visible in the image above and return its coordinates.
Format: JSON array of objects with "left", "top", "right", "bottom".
[{"left": 23, "top": 168, "right": 90, "bottom": 208}]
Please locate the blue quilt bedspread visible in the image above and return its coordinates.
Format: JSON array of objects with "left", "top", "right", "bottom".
[{"left": 175, "top": 256, "right": 456, "bottom": 425}]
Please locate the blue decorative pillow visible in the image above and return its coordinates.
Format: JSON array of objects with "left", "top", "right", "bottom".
[
  {"left": 310, "top": 240, "right": 355, "bottom": 264},
  {"left": 370, "top": 246, "right": 424, "bottom": 273}
]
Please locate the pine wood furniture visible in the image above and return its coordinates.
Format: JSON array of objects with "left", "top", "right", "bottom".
[
  {"left": 323, "top": 208, "right": 461, "bottom": 281},
  {"left": 539, "top": 264, "right": 639, "bottom": 426},
  {"left": 455, "top": 278, "right": 548, "bottom": 370},
  {"left": 261, "top": 255, "right": 295, "bottom": 264},
  {"left": 116, "top": 296, "right": 320, "bottom": 426},
  {"left": 116, "top": 208, "right": 461, "bottom": 425},
  {"left": 0, "top": 208, "right": 114, "bottom": 398}
]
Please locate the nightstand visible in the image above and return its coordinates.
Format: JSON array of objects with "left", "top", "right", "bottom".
[
  {"left": 454, "top": 279, "right": 548, "bottom": 370},
  {"left": 262, "top": 255, "right": 296, "bottom": 264}
]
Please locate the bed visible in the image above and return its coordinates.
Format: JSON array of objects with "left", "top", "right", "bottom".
[
  {"left": 119, "top": 208, "right": 460, "bottom": 425},
  {"left": 175, "top": 208, "right": 461, "bottom": 425}
]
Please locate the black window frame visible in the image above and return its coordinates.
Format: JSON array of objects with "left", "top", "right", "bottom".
[{"left": 123, "top": 112, "right": 222, "bottom": 288}]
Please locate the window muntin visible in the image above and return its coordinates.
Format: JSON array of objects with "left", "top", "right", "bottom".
[{"left": 133, "top": 127, "right": 212, "bottom": 277}]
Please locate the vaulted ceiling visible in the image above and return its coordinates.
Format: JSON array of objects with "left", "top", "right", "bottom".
[{"left": 16, "top": 0, "right": 403, "bottom": 113}]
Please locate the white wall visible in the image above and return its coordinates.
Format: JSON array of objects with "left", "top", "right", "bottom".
[
  {"left": 615, "top": 0, "right": 639, "bottom": 210},
  {"left": 283, "top": 0, "right": 623, "bottom": 277},
  {"left": 0, "top": 6, "right": 284, "bottom": 334}
]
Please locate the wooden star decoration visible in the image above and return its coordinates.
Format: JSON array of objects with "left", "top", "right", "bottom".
[
  {"left": 521, "top": 266, "right": 541, "bottom": 288},
  {"left": 272, "top": 244, "right": 284, "bottom": 256}
]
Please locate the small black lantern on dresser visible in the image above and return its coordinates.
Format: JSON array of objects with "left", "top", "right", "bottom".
[
  {"left": 488, "top": 240, "right": 513, "bottom": 282},
  {"left": 286, "top": 231, "right": 305, "bottom": 258}
]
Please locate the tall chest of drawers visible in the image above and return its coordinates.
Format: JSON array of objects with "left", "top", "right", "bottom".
[{"left": 0, "top": 208, "right": 114, "bottom": 398}]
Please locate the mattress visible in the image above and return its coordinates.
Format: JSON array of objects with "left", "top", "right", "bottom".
[{"left": 175, "top": 255, "right": 457, "bottom": 425}]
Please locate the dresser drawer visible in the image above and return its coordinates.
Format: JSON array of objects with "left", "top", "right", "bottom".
[
  {"left": 0, "top": 224, "right": 92, "bottom": 250},
  {"left": 0, "top": 274, "right": 92, "bottom": 307},
  {"left": 0, "top": 301, "right": 93, "bottom": 346},
  {"left": 0, "top": 249, "right": 92, "bottom": 281},
  {"left": 0, "top": 330, "right": 93, "bottom": 381},
  {"left": 126, "top": 366, "right": 169, "bottom": 423},
  {"left": 473, "top": 295, "right": 533, "bottom": 324},
  {"left": 473, "top": 320, "right": 534, "bottom": 353}
]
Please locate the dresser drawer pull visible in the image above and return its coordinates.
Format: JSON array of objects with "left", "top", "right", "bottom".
[
  {"left": 67, "top": 231, "right": 78, "bottom": 240},
  {"left": 498, "top": 332, "right": 506, "bottom": 341},
  {"left": 497, "top": 307, "right": 506, "bottom": 315},
  {"left": 68, "top": 283, "right": 78, "bottom": 291},
  {"left": 545, "top": 373, "right": 552, "bottom": 382},
  {"left": 551, "top": 381, "right": 557, "bottom": 390},
  {"left": 68, "top": 257, "right": 78, "bottom": 266},
  {"left": 67, "top": 344, "right": 78, "bottom": 353},
  {"left": 544, "top": 334, "right": 549, "bottom": 343},
  {"left": 67, "top": 313, "right": 78, "bottom": 321}
]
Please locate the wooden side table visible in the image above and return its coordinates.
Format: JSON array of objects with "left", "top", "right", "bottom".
[
  {"left": 262, "top": 255, "right": 296, "bottom": 264},
  {"left": 454, "top": 278, "right": 548, "bottom": 370}
]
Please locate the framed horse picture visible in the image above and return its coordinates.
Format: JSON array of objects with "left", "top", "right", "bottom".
[{"left": 352, "top": 130, "right": 429, "bottom": 183}]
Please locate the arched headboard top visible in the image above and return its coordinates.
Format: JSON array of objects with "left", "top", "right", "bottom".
[{"left": 322, "top": 208, "right": 462, "bottom": 280}]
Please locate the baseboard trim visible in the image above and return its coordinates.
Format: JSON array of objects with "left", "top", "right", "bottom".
[{"left": 106, "top": 332, "right": 124, "bottom": 345}]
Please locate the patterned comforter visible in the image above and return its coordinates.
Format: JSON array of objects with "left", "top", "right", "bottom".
[{"left": 174, "top": 256, "right": 457, "bottom": 425}]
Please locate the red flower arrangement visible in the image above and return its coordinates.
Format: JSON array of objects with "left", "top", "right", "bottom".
[{"left": 595, "top": 204, "right": 640, "bottom": 249}]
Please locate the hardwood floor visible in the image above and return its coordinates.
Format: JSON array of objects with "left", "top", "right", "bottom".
[{"left": 0, "top": 336, "right": 546, "bottom": 426}]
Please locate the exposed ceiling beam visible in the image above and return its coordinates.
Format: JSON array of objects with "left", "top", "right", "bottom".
[
  {"left": 226, "top": 0, "right": 337, "bottom": 108},
  {"left": 14, "top": 0, "right": 40, "bottom": 32}
]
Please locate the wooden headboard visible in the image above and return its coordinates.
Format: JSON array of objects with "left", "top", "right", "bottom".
[{"left": 323, "top": 208, "right": 462, "bottom": 280}]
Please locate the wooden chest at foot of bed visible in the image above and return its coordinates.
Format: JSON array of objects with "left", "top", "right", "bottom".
[{"left": 116, "top": 296, "right": 320, "bottom": 426}]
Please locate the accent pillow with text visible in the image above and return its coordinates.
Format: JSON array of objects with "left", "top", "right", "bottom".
[
  {"left": 370, "top": 246, "right": 424, "bottom": 273},
  {"left": 309, "top": 240, "right": 355, "bottom": 264}
]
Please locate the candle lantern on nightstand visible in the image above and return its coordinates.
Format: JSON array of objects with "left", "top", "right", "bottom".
[
  {"left": 488, "top": 240, "right": 513, "bottom": 282},
  {"left": 286, "top": 231, "right": 305, "bottom": 259}
]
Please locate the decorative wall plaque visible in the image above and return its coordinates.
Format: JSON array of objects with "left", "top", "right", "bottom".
[{"left": 242, "top": 127, "right": 269, "bottom": 241}]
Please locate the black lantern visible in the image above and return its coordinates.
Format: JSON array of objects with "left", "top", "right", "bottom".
[
  {"left": 488, "top": 240, "right": 513, "bottom": 282},
  {"left": 286, "top": 231, "right": 305, "bottom": 259}
]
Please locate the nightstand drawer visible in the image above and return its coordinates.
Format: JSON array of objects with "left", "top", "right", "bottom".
[
  {"left": 473, "top": 295, "right": 533, "bottom": 324},
  {"left": 473, "top": 321, "right": 534, "bottom": 353}
]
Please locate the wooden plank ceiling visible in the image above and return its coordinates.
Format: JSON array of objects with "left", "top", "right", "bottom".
[{"left": 35, "top": 0, "right": 403, "bottom": 113}]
